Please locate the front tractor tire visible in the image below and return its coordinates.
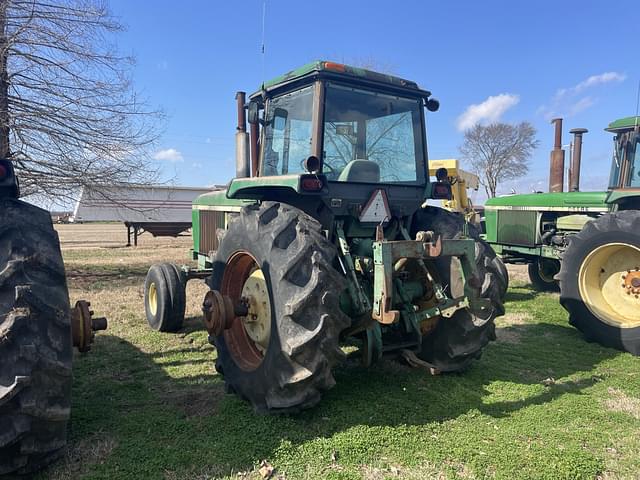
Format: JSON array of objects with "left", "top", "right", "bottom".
[
  {"left": 0, "top": 199, "right": 72, "bottom": 475},
  {"left": 559, "top": 211, "right": 640, "bottom": 355},
  {"left": 211, "top": 202, "right": 349, "bottom": 413},
  {"left": 528, "top": 258, "right": 560, "bottom": 292},
  {"left": 411, "top": 207, "right": 505, "bottom": 371},
  {"left": 144, "top": 263, "right": 186, "bottom": 332}
]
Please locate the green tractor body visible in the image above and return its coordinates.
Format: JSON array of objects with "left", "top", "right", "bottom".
[
  {"left": 146, "top": 61, "right": 505, "bottom": 412},
  {"left": 485, "top": 116, "right": 640, "bottom": 354}
]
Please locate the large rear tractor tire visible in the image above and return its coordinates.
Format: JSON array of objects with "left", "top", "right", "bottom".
[
  {"left": 211, "top": 202, "right": 349, "bottom": 413},
  {"left": 411, "top": 207, "right": 505, "bottom": 371},
  {"left": 558, "top": 211, "right": 640, "bottom": 355},
  {"left": 144, "top": 263, "right": 186, "bottom": 332},
  {"left": 0, "top": 199, "right": 73, "bottom": 475},
  {"left": 528, "top": 258, "right": 560, "bottom": 292}
]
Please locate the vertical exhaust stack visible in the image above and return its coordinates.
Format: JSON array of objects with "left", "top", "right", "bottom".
[
  {"left": 569, "top": 128, "right": 588, "bottom": 192},
  {"left": 235, "top": 91, "right": 250, "bottom": 179},
  {"left": 549, "top": 118, "right": 565, "bottom": 193}
]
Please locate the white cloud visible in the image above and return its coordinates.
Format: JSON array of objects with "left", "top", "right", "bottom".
[
  {"left": 539, "top": 71, "right": 626, "bottom": 119},
  {"left": 558, "top": 72, "right": 626, "bottom": 98},
  {"left": 568, "top": 96, "right": 595, "bottom": 116},
  {"left": 456, "top": 94, "right": 520, "bottom": 131},
  {"left": 153, "top": 148, "right": 183, "bottom": 162}
]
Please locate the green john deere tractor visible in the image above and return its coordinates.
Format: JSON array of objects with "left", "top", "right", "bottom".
[
  {"left": 144, "top": 61, "right": 506, "bottom": 413},
  {"left": 485, "top": 117, "right": 640, "bottom": 355}
]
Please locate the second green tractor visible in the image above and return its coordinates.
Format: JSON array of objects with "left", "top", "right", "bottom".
[{"left": 485, "top": 117, "right": 640, "bottom": 355}]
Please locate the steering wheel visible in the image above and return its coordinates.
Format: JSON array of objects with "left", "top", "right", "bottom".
[
  {"left": 298, "top": 158, "right": 338, "bottom": 180},
  {"left": 322, "top": 162, "right": 338, "bottom": 180}
]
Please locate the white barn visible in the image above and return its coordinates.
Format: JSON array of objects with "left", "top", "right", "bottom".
[{"left": 73, "top": 184, "right": 218, "bottom": 245}]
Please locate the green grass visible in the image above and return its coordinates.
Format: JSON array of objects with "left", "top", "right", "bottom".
[{"left": 40, "top": 248, "right": 640, "bottom": 479}]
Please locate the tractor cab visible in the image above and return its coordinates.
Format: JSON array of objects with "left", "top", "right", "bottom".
[
  {"left": 607, "top": 116, "right": 640, "bottom": 189},
  {"left": 258, "top": 71, "right": 428, "bottom": 185},
  {"left": 225, "top": 61, "right": 446, "bottom": 222}
]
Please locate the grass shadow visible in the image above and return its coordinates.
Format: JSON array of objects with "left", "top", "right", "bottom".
[{"left": 38, "top": 310, "right": 623, "bottom": 480}]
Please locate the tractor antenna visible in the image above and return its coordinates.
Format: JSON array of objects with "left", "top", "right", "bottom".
[
  {"left": 635, "top": 79, "right": 640, "bottom": 131},
  {"left": 261, "top": 0, "right": 267, "bottom": 87}
]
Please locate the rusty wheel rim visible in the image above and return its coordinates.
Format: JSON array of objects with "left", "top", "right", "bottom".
[{"left": 222, "top": 251, "right": 271, "bottom": 372}]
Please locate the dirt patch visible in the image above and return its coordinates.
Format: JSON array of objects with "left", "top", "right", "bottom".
[
  {"left": 506, "top": 264, "right": 529, "bottom": 285},
  {"left": 604, "top": 388, "right": 640, "bottom": 420},
  {"left": 56, "top": 223, "right": 193, "bottom": 250},
  {"left": 495, "top": 311, "right": 533, "bottom": 344},
  {"left": 45, "top": 434, "right": 117, "bottom": 480},
  {"left": 496, "top": 311, "right": 532, "bottom": 327}
]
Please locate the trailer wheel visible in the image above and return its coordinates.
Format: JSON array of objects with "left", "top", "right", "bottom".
[
  {"left": 0, "top": 199, "right": 72, "bottom": 475},
  {"left": 144, "top": 263, "right": 185, "bottom": 332},
  {"left": 411, "top": 207, "right": 505, "bottom": 371},
  {"left": 559, "top": 211, "right": 640, "bottom": 355},
  {"left": 211, "top": 202, "right": 349, "bottom": 413},
  {"left": 528, "top": 258, "right": 560, "bottom": 292}
]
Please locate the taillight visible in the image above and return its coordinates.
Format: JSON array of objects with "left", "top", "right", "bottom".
[
  {"left": 431, "top": 183, "right": 451, "bottom": 200},
  {"left": 301, "top": 177, "right": 323, "bottom": 191},
  {"left": 0, "top": 163, "right": 6, "bottom": 180}
]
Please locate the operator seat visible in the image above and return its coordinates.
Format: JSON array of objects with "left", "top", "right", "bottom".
[{"left": 337, "top": 159, "right": 380, "bottom": 183}]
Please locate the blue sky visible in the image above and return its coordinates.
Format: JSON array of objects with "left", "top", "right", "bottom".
[{"left": 110, "top": 0, "right": 640, "bottom": 201}]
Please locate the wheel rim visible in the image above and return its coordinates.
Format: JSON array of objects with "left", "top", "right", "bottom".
[
  {"left": 148, "top": 282, "right": 158, "bottom": 316},
  {"left": 538, "top": 259, "right": 558, "bottom": 283},
  {"left": 578, "top": 243, "right": 640, "bottom": 328},
  {"left": 222, "top": 251, "right": 272, "bottom": 371}
]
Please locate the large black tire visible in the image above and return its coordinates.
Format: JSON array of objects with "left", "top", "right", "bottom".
[
  {"left": 211, "top": 202, "right": 349, "bottom": 413},
  {"left": 411, "top": 207, "right": 505, "bottom": 371},
  {"left": 0, "top": 199, "right": 72, "bottom": 475},
  {"left": 528, "top": 258, "right": 560, "bottom": 292},
  {"left": 559, "top": 211, "right": 640, "bottom": 355},
  {"left": 144, "top": 263, "right": 186, "bottom": 332}
]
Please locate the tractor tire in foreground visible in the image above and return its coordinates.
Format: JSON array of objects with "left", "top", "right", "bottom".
[
  {"left": 411, "top": 207, "right": 505, "bottom": 371},
  {"left": 528, "top": 258, "right": 560, "bottom": 292},
  {"left": 559, "top": 211, "right": 640, "bottom": 355},
  {"left": 0, "top": 199, "right": 72, "bottom": 475},
  {"left": 211, "top": 202, "right": 349, "bottom": 413}
]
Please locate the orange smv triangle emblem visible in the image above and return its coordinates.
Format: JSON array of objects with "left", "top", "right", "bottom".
[{"left": 359, "top": 189, "right": 391, "bottom": 223}]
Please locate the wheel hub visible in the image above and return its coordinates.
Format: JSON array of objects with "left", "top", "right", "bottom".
[
  {"left": 578, "top": 243, "right": 640, "bottom": 328},
  {"left": 70, "top": 300, "right": 108, "bottom": 353},
  {"left": 240, "top": 269, "right": 271, "bottom": 353},
  {"left": 622, "top": 269, "right": 640, "bottom": 295},
  {"left": 148, "top": 282, "right": 158, "bottom": 316},
  {"left": 219, "top": 251, "right": 272, "bottom": 372}
]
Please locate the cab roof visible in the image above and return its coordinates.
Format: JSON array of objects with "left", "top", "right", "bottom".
[
  {"left": 606, "top": 116, "right": 640, "bottom": 133},
  {"left": 250, "top": 60, "right": 432, "bottom": 100}
]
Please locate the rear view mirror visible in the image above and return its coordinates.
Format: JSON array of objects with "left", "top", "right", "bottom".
[{"left": 426, "top": 98, "right": 440, "bottom": 112}]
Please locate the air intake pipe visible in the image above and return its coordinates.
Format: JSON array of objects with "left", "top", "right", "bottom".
[
  {"left": 549, "top": 118, "right": 565, "bottom": 193},
  {"left": 569, "top": 128, "right": 588, "bottom": 192},
  {"left": 235, "top": 91, "right": 250, "bottom": 178}
]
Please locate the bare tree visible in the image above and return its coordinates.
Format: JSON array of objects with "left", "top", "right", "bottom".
[
  {"left": 0, "top": 0, "right": 162, "bottom": 201},
  {"left": 459, "top": 122, "right": 539, "bottom": 198}
]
